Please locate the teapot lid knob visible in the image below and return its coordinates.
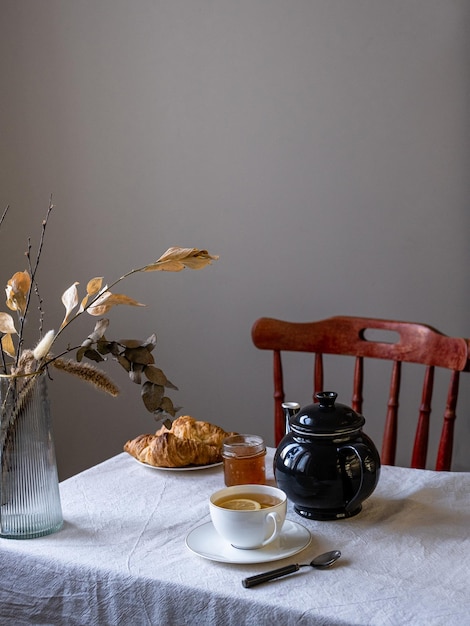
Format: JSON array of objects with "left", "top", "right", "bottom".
[{"left": 315, "top": 391, "right": 338, "bottom": 408}]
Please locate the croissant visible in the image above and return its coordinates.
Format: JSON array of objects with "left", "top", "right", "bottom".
[
  {"left": 124, "top": 415, "right": 235, "bottom": 468},
  {"left": 125, "top": 431, "right": 220, "bottom": 467},
  {"left": 155, "top": 415, "right": 231, "bottom": 447}
]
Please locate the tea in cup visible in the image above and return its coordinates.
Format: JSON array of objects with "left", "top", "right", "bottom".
[{"left": 209, "top": 484, "right": 287, "bottom": 549}]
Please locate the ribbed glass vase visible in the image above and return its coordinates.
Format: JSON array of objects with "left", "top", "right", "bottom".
[{"left": 0, "top": 372, "right": 63, "bottom": 539}]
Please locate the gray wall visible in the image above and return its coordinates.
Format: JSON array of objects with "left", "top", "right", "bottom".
[{"left": 1, "top": 1, "right": 469, "bottom": 478}]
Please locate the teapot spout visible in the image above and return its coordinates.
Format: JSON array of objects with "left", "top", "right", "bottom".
[{"left": 282, "top": 402, "right": 300, "bottom": 434}]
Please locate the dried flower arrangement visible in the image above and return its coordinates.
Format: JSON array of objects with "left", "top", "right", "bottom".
[{"left": 0, "top": 200, "right": 218, "bottom": 441}]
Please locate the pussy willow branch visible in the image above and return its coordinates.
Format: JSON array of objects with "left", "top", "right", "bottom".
[
  {"left": 26, "top": 236, "right": 45, "bottom": 342},
  {"left": 0, "top": 206, "right": 10, "bottom": 373},
  {"left": 15, "top": 197, "right": 53, "bottom": 366},
  {"left": 0, "top": 205, "right": 9, "bottom": 228}
]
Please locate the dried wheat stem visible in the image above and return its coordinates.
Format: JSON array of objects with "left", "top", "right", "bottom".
[{"left": 51, "top": 358, "right": 120, "bottom": 397}]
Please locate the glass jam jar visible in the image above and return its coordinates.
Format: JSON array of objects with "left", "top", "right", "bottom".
[{"left": 222, "top": 434, "right": 266, "bottom": 486}]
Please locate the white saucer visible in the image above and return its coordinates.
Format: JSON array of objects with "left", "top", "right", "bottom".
[{"left": 185, "top": 519, "right": 312, "bottom": 564}]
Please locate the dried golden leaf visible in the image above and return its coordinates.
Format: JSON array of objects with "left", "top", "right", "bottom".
[
  {"left": 87, "top": 292, "right": 145, "bottom": 316},
  {"left": 143, "top": 247, "right": 219, "bottom": 272},
  {"left": 0, "top": 312, "right": 17, "bottom": 334},
  {"left": 1, "top": 333, "right": 16, "bottom": 358},
  {"left": 78, "top": 294, "right": 89, "bottom": 313},
  {"left": 86, "top": 277, "right": 104, "bottom": 296},
  {"left": 60, "top": 282, "right": 79, "bottom": 329},
  {"left": 78, "top": 283, "right": 105, "bottom": 313},
  {"left": 5, "top": 270, "right": 31, "bottom": 315},
  {"left": 106, "top": 293, "right": 145, "bottom": 307},
  {"left": 156, "top": 246, "right": 195, "bottom": 262},
  {"left": 179, "top": 252, "right": 218, "bottom": 270}
]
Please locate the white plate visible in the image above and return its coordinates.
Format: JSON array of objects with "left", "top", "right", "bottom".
[
  {"left": 185, "top": 519, "right": 312, "bottom": 564},
  {"left": 132, "top": 457, "right": 223, "bottom": 472}
]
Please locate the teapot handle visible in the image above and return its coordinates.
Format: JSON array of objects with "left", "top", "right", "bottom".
[{"left": 339, "top": 443, "right": 378, "bottom": 514}]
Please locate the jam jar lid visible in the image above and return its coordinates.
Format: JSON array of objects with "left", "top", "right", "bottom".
[
  {"left": 290, "top": 391, "right": 365, "bottom": 436},
  {"left": 222, "top": 434, "right": 266, "bottom": 458}
]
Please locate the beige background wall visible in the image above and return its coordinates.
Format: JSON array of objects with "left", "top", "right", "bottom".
[{"left": 1, "top": 1, "right": 469, "bottom": 478}]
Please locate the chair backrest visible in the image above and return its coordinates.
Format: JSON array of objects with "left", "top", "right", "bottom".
[{"left": 251, "top": 315, "right": 470, "bottom": 470}]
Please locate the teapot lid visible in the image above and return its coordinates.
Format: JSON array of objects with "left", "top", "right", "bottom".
[{"left": 290, "top": 391, "right": 365, "bottom": 436}]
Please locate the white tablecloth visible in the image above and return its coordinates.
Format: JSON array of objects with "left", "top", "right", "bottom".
[{"left": 0, "top": 449, "right": 469, "bottom": 626}]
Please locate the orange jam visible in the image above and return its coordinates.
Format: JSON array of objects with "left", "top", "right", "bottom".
[{"left": 222, "top": 434, "right": 266, "bottom": 486}]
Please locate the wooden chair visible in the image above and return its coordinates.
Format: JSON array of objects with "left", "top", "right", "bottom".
[{"left": 251, "top": 315, "right": 470, "bottom": 470}]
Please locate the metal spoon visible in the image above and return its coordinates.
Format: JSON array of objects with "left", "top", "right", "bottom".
[{"left": 242, "top": 550, "right": 341, "bottom": 588}]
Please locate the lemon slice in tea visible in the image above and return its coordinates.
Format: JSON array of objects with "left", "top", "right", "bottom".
[{"left": 222, "top": 498, "right": 261, "bottom": 510}]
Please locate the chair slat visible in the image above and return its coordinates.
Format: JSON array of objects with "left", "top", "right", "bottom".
[
  {"left": 352, "top": 356, "right": 363, "bottom": 414},
  {"left": 273, "top": 350, "right": 285, "bottom": 445},
  {"left": 252, "top": 316, "right": 470, "bottom": 470},
  {"left": 382, "top": 361, "right": 401, "bottom": 466},
  {"left": 314, "top": 353, "right": 323, "bottom": 400},
  {"left": 436, "top": 371, "right": 460, "bottom": 471},
  {"left": 411, "top": 366, "right": 434, "bottom": 469}
]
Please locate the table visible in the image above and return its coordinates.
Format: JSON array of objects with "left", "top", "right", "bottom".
[{"left": 0, "top": 449, "right": 469, "bottom": 626}]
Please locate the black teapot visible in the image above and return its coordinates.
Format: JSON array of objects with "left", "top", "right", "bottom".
[{"left": 273, "top": 392, "right": 380, "bottom": 520}]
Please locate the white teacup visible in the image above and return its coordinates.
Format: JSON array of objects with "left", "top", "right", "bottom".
[{"left": 209, "top": 484, "right": 287, "bottom": 549}]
